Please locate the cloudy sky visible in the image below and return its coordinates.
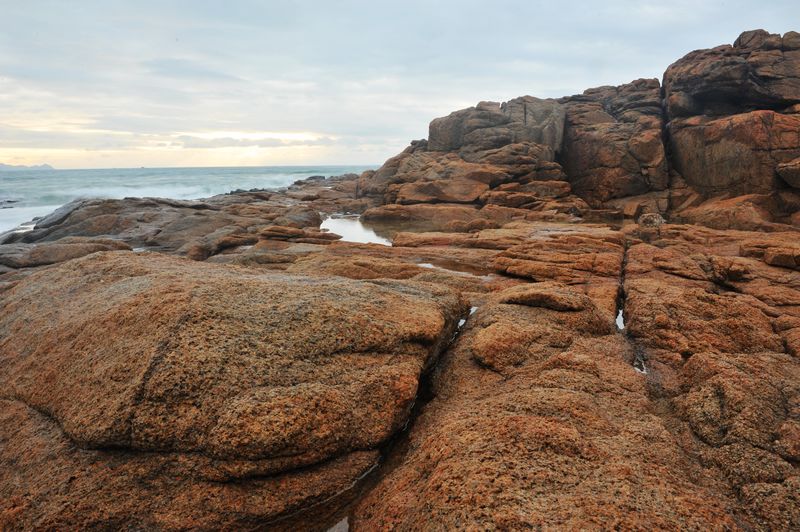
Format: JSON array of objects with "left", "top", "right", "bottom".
[{"left": 1, "top": 0, "right": 797, "bottom": 169}]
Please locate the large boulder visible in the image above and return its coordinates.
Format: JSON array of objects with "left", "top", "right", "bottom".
[
  {"left": 0, "top": 237, "right": 130, "bottom": 268},
  {"left": 428, "top": 96, "right": 565, "bottom": 154},
  {"left": 0, "top": 251, "right": 465, "bottom": 529},
  {"left": 664, "top": 30, "right": 800, "bottom": 199},
  {"left": 357, "top": 142, "right": 562, "bottom": 204},
  {"left": 663, "top": 29, "right": 800, "bottom": 120},
  {"left": 560, "top": 78, "right": 669, "bottom": 205}
]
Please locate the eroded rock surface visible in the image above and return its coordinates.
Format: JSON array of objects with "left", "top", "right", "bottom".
[
  {"left": 664, "top": 29, "right": 800, "bottom": 204},
  {"left": 560, "top": 78, "right": 669, "bottom": 205},
  {"left": 622, "top": 224, "right": 800, "bottom": 529},
  {"left": 2, "top": 28, "right": 800, "bottom": 530},
  {"left": 353, "top": 227, "right": 744, "bottom": 529},
  {"left": 0, "top": 252, "right": 465, "bottom": 529}
]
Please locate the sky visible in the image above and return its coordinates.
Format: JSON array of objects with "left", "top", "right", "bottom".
[{"left": 0, "top": 0, "right": 798, "bottom": 169}]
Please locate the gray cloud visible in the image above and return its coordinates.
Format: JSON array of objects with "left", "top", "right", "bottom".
[
  {"left": 1, "top": 0, "right": 798, "bottom": 168},
  {"left": 174, "top": 135, "right": 336, "bottom": 148}
]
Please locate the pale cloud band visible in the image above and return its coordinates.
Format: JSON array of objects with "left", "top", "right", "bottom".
[{"left": 0, "top": 0, "right": 797, "bottom": 169}]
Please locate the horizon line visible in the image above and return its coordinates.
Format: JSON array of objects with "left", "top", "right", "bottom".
[{"left": 1, "top": 163, "right": 381, "bottom": 172}]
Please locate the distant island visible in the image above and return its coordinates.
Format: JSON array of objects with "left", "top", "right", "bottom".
[{"left": 0, "top": 163, "right": 54, "bottom": 171}]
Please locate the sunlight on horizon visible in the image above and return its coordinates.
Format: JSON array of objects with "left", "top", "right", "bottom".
[{"left": 2, "top": 1, "right": 798, "bottom": 169}]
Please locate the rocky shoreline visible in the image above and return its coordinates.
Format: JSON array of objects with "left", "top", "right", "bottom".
[{"left": 1, "top": 29, "right": 799, "bottom": 530}]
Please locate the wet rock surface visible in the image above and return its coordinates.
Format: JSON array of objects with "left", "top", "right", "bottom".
[{"left": 2, "top": 29, "right": 800, "bottom": 530}]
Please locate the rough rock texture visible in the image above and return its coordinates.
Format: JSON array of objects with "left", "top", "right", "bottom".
[
  {"left": 622, "top": 224, "right": 800, "bottom": 529},
  {"left": 427, "top": 97, "right": 565, "bottom": 154},
  {"left": 0, "top": 237, "right": 130, "bottom": 268},
  {"left": 663, "top": 29, "right": 800, "bottom": 120},
  {"left": 353, "top": 227, "right": 744, "bottom": 529},
  {"left": 0, "top": 252, "right": 465, "bottom": 529},
  {"left": 3, "top": 29, "right": 800, "bottom": 530},
  {"left": 668, "top": 110, "right": 800, "bottom": 196},
  {"left": 670, "top": 193, "right": 797, "bottom": 231},
  {"left": 560, "top": 78, "right": 669, "bottom": 205},
  {"left": 357, "top": 141, "right": 572, "bottom": 206},
  {"left": 665, "top": 29, "right": 800, "bottom": 200}
]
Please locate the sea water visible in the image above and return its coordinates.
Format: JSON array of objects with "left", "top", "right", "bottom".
[{"left": 0, "top": 165, "right": 373, "bottom": 233}]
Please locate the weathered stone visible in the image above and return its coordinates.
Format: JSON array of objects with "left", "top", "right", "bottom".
[
  {"left": 560, "top": 79, "right": 669, "bottom": 205},
  {"left": 0, "top": 237, "right": 131, "bottom": 268},
  {"left": 663, "top": 29, "right": 800, "bottom": 120},
  {"left": 353, "top": 229, "right": 743, "bottom": 530},
  {"left": 778, "top": 157, "right": 800, "bottom": 188},
  {"left": 669, "top": 110, "right": 800, "bottom": 196},
  {"left": 396, "top": 177, "right": 489, "bottom": 204},
  {"left": 0, "top": 252, "right": 465, "bottom": 529},
  {"left": 428, "top": 96, "right": 565, "bottom": 154}
]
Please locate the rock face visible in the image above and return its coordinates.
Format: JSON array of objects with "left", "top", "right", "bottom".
[
  {"left": 668, "top": 110, "right": 800, "bottom": 196},
  {"left": 2, "top": 28, "right": 800, "bottom": 530},
  {"left": 0, "top": 252, "right": 465, "bottom": 529},
  {"left": 356, "top": 29, "right": 800, "bottom": 224},
  {"left": 354, "top": 98, "right": 588, "bottom": 221},
  {"left": 664, "top": 29, "right": 800, "bottom": 120},
  {"left": 664, "top": 29, "right": 800, "bottom": 198},
  {"left": 560, "top": 78, "right": 669, "bottom": 205},
  {"left": 427, "top": 96, "right": 565, "bottom": 154}
]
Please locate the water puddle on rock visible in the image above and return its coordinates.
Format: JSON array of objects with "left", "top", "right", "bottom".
[
  {"left": 458, "top": 306, "right": 479, "bottom": 329},
  {"left": 417, "top": 260, "right": 491, "bottom": 277},
  {"left": 320, "top": 215, "right": 391, "bottom": 246},
  {"left": 632, "top": 346, "right": 648, "bottom": 375}
]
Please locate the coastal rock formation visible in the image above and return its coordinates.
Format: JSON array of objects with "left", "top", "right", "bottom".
[
  {"left": 2, "top": 29, "right": 800, "bottom": 530},
  {"left": 0, "top": 252, "right": 465, "bottom": 529},
  {"left": 353, "top": 227, "right": 741, "bottom": 529},
  {"left": 427, "top": 97, "right": 565, "bottom": 154},
  {"left": 622, "top": 224, "right": 800, "bottom": 529},
  {"left": 668, "top": 110, "right": 800, "bottom": 196},
  {"left": 663, "top": 29, "right": 800, "bottom": 120},
  {"left": 0, "top": 236, "right": 130, "bottom": 268},
  {"left": 559, "top": 78, "right": 669, "bottom": 206},
  {"left": 664, "top": 29, "right": 800, "bottom": 201}
]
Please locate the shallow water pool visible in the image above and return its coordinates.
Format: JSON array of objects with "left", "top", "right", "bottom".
[{"left": 320, "top": 216, "right": 391, "bottom": 246}]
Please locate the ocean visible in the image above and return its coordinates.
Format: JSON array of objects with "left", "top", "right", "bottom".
[{"left": 0, "top": 165, "right": 373, "bottom": 234}]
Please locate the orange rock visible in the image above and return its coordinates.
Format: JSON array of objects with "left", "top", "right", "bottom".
[
  {"left": 0, "top": 251, "right": 466, "bottom": 529},
  {"left": 560, "top": 78, "right": 669, "bottom": 205}
]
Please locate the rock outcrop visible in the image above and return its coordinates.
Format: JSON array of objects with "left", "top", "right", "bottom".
[
  {"left": 664, "top": 29, "right": 800, "bottom": 203},
  {"left": 0, "top": 252, "right": 464, "bottom": 529},
  {"left": 353, "top": 227, "right": 742, "bottom": 529},
  {"left": 2, "top": 29, "right": 800, "bottom": 530},
  {"left": 427, "top": 97, "right": 565, "bottom": 154},
  {"left": 559, "top": 78, "right": 669, "bottom": 206},
  {"left": 621, "top": 224, "right": 800, "bottom": 529}
]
